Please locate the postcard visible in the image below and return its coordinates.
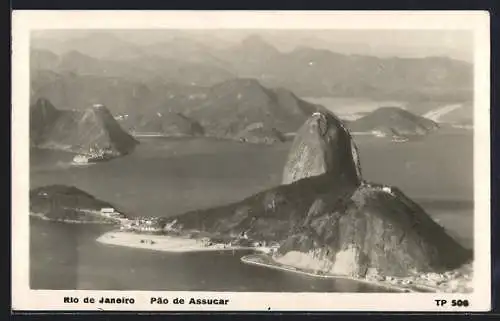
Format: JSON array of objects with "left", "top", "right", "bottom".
[{"left": 11, "top": 10, "right": 491, "bottom": 312}]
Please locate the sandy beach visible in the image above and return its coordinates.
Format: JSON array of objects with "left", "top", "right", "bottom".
[{"left": 96, "top": 230, "right": 262, "bottom": 253}]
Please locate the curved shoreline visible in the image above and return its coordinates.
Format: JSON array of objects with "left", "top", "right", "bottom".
[
  {"left": 240, "top": 254, "right": 416, "bottom": 293},
  {"left": 240, "top": 254, "right": 473, "bottom": 294}
]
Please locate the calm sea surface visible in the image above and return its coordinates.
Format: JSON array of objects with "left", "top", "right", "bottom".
[{"left": 29, "top": 132, "right": 473, "bottom": 291}]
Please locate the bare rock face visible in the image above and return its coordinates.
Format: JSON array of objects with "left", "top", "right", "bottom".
[
  {"left": 168, "top": 172, "right": 471, "bottom": 278},
  {"left": 277, "top": 183, "right": 472, "bottom": 278},
  {"left": 282, "top": 111, "right": 362, "bottom": 186}
]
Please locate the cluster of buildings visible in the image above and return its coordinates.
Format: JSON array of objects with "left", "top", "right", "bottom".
[
  {"left": 120, "top": 216, "right": 168, "bottom": 233},
  {"left": 73, "top": 145, "right": 116, "bottom": 164},
  {"left": 113, "top": 213, "right": 282, "bottom": 254},
  {"left": 194, "top": 235, "right": 280, "bottom": 254}
]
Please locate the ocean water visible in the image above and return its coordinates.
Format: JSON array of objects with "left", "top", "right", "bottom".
[{"left": 29, "top": 133, "right": 474, "bottom": 291}]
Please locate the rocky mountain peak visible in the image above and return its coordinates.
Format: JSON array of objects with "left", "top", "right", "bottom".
[{"left": 282, "top": 111, "right": 362, "bottom": 186}]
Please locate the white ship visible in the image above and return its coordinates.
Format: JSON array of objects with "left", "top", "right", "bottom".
[
  {"left": 72, "top": 146, "right": 115, "bottom": 165},
  {"left": 72, "top": 154, "right": 89, "bottom": 164}
]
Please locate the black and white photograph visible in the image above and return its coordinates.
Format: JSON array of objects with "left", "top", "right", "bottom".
[{"left": 11, "top": 11, "right": 491, "bottom": 311}]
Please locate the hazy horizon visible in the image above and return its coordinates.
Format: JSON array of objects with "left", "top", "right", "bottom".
[{"left": 32, "top": 29, "right": 473, "bottom": 62}]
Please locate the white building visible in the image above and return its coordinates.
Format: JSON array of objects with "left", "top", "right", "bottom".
[{"left": 100, "top": 208, "right": 118, "bottom": 217}]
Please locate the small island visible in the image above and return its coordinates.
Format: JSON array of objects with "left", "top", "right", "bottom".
[{"left": 347, "top": 106, "right": 439, "bottom": 142}]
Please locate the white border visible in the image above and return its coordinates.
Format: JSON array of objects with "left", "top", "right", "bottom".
[{"left": 11, "top": 10, "right": 491, "bottom": 312}]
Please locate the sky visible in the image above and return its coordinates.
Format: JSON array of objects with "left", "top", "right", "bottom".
[{"left": 32, "top": 29, "right": 473, "bottom": 62}]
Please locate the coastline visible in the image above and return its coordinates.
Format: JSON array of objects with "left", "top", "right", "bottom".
[{"left": 240, "top": 254, "right": 473, "bottom": 294}]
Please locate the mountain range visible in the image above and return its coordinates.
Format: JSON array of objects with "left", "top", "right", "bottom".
[
  {"left": 32, "top": 78, "right": 448, "bottom": 148},
  {"left": 31, "top": 33, "right": 473, "bottom": 102},
  {"left": 32, "top": 78, "right": 332, "bottom": 143},
  {"left": 118, "top": 111, "right": 205, "bottom": 137}
]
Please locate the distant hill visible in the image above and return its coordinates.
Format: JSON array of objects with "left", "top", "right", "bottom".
[
  {"left": 212, "top": 34, "right": 282, "bottom": 76},
  {"left": 234, "top": 123, "right": 287, "bottom": 144},
  {"left": 30, "top": 185, "right": 127, "bottom": 223},
  {"left": 347, "top": 106, "right": 439, "bottom": 137},
  {"left": 171, "top": 78, "right": 329, "bottom": 139},
  {"left": 30, "top": 98, "right": 138, "bottom": 157},
  {"left": 30, "top": 77, "right": 328, "bottom": 144},
  {"left": 118, "top": 111, "right": 205, "bottom": 137},
  {"left": 30, "top": 48, "right": 235, "bottom": 86},
  {"left": 31, "top": 32, "right": 145, "bottom": 60},
  {"left": 213, "top": 36, "right": 473, "bottom": 101},
  {"left": 30, "top": 70, "right": 161, "bottom": 114}
]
